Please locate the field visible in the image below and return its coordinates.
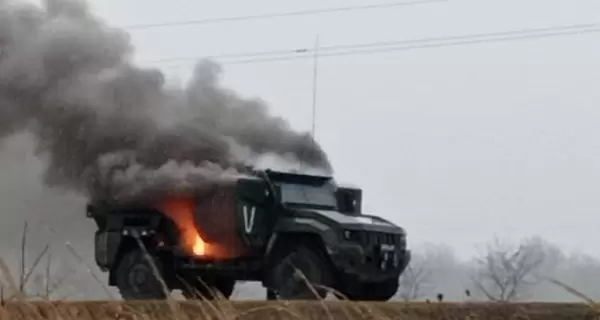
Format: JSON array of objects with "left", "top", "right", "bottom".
[
  {"left": 0, "top": 300, "right": 598, "bottom": 320},
  {"left": 2, "top": 227, "right": 597, "bottom": 320}
]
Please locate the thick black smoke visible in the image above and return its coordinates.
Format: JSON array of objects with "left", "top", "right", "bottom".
[{"left": 0, "top": 0, "right": 332, "bottom": 202}]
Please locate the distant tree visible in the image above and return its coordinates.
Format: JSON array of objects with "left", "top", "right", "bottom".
[
  {"left": 470, "top": 237, "right": 546, "bottom": 302},
  {"left": 396, "top": 255, "right": 433, "bottom": 301},
  {"left": 417, "top": 243, "right": 471, "bottom": 301}
]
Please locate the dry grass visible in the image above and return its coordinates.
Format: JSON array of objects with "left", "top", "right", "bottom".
[
  {"left": 0, "top": 300, "right": 599, "bottom": 320},
  {"left": 1, "top": 222, "right": 600, "bottom": 320}
]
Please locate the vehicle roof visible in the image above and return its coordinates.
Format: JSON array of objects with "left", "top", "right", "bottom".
[
  {"left": 240, "top": 167, "right": 361, "bottom": 190},
  {"left": 336, "top": 182, "right": 361, "bottom": 190},
  {"left": 240, "top": 167, "right": 333, "bottom": 184},
  {"left": 265, "top": 169, "right": 333, "bottom": 184}
]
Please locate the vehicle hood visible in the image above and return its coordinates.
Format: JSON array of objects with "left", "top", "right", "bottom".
[{"left": 299, "top": 209, "right": 404, "bottom": 233}]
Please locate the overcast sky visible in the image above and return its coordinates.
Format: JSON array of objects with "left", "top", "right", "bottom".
[{"left": 6, "top": 0, "right": 600, "bottom": 261}]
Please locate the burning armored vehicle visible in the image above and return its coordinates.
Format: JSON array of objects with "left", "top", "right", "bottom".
[{"left": 87, "top": 168, "right": 411, "bottom": 300}]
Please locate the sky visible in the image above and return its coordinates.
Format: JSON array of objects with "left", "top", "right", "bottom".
[{"left": 4, "top": 0, "right": 599, "bottom": 262}]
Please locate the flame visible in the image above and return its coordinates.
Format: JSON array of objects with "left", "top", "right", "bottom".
[
  {"left": 193, "top": 234, "right": 206, "bottom": 255},
  {"left": 159, "top": 196, "right": 210, "bottom": 257}
]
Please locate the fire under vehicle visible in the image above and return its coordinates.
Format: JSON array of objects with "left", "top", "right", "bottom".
[{"left": 87, "top": 169, "right": 411, "bottom": 300}]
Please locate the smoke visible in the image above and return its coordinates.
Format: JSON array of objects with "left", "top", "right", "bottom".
[{"left": 0, "top": 0, "right": 332, "bottom": 202}]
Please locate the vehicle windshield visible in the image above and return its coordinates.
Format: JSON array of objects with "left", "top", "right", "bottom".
[{"left": 279, "top": 183, "right": 337, "bottom": 209}]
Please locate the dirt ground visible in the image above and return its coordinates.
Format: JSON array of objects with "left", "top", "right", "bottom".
[{"left": 0, "top": 300, "right": 598, "bottom": 320}]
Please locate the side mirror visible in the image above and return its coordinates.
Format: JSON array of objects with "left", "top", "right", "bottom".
[
  {"left": 336, "top": 187, "right": 362, "bottom": 215},
  {"left": 86, "top": 204, "right": 94, "bottom": 217}
]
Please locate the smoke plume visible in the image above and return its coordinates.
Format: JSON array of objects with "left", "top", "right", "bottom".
[{"left": 0, "top": 0, "right": 332, "bottom": 203}]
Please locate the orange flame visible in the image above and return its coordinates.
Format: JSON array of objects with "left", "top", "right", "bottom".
[
  {"left": 159, "top": 196, "right": 210, "bottom": 257},
  {"left": 193, "top": 235, "right": 205, "bottom": 255}
]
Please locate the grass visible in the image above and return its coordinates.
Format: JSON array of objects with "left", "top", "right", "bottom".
[
  {"left": 1, "top": 223, "right": 599, "bottom": 319},
  {"left": 0, "top": 300, "right": 600, "bottom": 320}
]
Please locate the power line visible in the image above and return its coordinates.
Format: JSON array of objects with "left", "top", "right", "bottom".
[
  {"left": 145, "top": 22, "right": 600, "bottom": 64},
  {"left": 221, "top": 27, "right": 600, "bottom": 64},
  {"left": 146, "top": 23, "right": 600, "bottom": 67},
  {"left": 121, "top": 0, "right": 445, "bottom": 30}
]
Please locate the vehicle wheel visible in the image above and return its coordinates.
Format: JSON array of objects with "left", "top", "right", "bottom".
[
  {"left": 113, "top": 249, "right": 169, "bottom": 300},
  {"left": 182, "top": 276, "right": 236, "bottom": 300},
  {"left": 346, "top": 279, "right": 399, "bottom": 301},
  {"left": 266, "top": 246, "right": 333, "bottom": 300}
]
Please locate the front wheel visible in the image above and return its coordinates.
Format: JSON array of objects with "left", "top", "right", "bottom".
[
  {"left": 113, "top": 249, "right": 169, "bottom": 300},
  {"left": 265, "top": 246, "right": 333, "bottom": 300},
  {"left": 344, "top": 278, "right": 400, "bottom": 301}
]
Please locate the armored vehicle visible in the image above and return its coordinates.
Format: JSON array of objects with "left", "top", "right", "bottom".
[{"left": 87, "top": 169, "right": 411, "bottom": 300}]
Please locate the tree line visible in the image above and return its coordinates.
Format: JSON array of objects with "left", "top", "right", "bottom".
[{"left": 394, "top": 236, "right": 600, "bottom": 302}]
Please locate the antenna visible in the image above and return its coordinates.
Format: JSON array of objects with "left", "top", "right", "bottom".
[
  {"left": 298, "top": 35, "right": 320, "bottom": 174},
  {"left": 311, "top": 35, "right": 319, "bottom": 138}
]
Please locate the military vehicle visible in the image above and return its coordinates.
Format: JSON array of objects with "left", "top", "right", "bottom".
[{"left": 86, "top": 168, "right": 411, "bottom": 300}]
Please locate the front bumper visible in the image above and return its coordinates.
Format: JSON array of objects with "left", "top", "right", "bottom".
[{"left": 328, "top": 242, "right": 411, "bottom": 283}]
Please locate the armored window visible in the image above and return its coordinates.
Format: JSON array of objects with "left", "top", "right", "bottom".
[{"left": 280, "top": 183, "right": 337, "bottom": 209}]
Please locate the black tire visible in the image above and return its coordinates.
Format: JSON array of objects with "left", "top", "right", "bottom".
[
  {"left": 182, "top": 276, "right": 236, "bottom": 300},
  {"left": 113, "top": 249, "right": 169, "bottom": 300},
  {"left": 266, "top": 246, "right": 333, "bottom": 300},
  {"left": 345, "top": 279, "right": 399, "bottom": 301}
]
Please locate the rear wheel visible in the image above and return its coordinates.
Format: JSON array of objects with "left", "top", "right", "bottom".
[
  {"left": 266, "top": 246, "right": 333, "bottom": 300},
  {"left": 113, "top": 249, "right": 169, "bottom": 300}
]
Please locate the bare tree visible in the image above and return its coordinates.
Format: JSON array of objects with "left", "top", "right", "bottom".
[
  {"left": 470, "top": 237, "right": 546, "bottom": 302},
  {"left": 396, "top": 254, "right": 434, "bottom": 301}
]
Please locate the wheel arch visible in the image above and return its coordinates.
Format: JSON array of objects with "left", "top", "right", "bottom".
[
  {"left": 266, "top": 216, "right": 338, "bottom": 259},
  {"left": 106, "top": 208, "right": 179, "bottom": 286},
  {"left": 266, "top": 232, "right": 328, "bottom": 259}
]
